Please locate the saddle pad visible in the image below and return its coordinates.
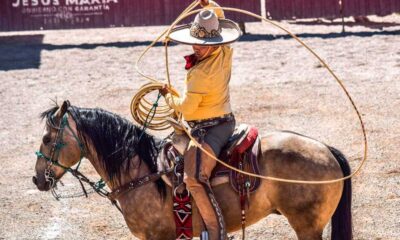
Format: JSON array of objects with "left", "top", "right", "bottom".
[
  {"left": 230, "top": 136, "right": 261, "bottom": 193},
  {"left": 236, "top": 127, "right": 258, "bottom": 154},
  {"left": 211, "top": 126, "right": 261, "bottom": 193}
]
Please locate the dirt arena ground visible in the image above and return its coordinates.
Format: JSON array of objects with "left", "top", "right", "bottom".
[{"left": 0, "top": 14, "right": 399, "bottom": 239}]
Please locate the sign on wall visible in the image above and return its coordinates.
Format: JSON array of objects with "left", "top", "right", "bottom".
[
  {"left": 1, "top": 0, "right": 124, "bottom": 31},
  {"left": 12, "top": 0, "right": 118, "bottom": 23}
]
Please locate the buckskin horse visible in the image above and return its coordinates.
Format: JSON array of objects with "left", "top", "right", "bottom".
[{"left": 33, "top": 101, "right": 352, "bottom": 240}]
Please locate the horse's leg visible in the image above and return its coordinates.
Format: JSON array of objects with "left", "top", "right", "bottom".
[
  {"left": 259, "top": 132, "right": 344, "bottom": 240},
  {"left": 267, "top": 177, "right": 341, "bottom": 240},
  {"left": 284, "top": 212, "right": 324, "bottom": 240}
]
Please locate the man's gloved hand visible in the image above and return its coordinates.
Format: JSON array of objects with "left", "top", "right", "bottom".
[
  {"left": 199, "top": 0, "right": 209, "bottom": 7},
  {"left": 159, "top": 84, "right": 170, "bottom": 97}
]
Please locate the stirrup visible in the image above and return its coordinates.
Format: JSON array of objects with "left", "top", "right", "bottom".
[{"left": 200, "top": 230, "right": 209, "bottom": 240}]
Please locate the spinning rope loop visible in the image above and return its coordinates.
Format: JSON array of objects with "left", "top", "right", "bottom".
[{"left": 132, "top": 0, "right": 368, "bottom": 184}]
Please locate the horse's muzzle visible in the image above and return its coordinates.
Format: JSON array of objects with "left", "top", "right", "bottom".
[
  {"left": 32, "top": 176, "right": 37, "bottom": 185},
  {"left": 32, "top": 175, "right": 51, "bottom": 191}
]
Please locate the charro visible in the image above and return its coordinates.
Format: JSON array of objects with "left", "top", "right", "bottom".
[
  {"left": 133, "top": 1, "right": 367, "bottom": 185},
  {"left": 159, "top": 1, "right": 240, "bottom": 239}
]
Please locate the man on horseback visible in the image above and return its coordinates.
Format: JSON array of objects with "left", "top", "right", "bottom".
[{"left": 160, "top": 1, "right": 241, "bottom": 239}]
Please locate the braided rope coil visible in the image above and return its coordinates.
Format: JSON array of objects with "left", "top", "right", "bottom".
[{"left": 130, "top": 83, "right": 179, "bottom": 131}]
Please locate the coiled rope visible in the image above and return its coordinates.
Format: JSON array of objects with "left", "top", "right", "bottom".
[
  {"left": 132, "top": 1, "right": 368, "bottom": 184},
  {"left": 130, "top": 82, "right": 179, "bottom": 130}
]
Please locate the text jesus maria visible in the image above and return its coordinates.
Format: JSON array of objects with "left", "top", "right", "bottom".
[{"left": 12, "top": 0, "right": 118, "bottom": 7}]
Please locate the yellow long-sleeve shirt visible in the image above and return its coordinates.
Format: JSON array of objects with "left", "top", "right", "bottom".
[{"left": 165, "top": 1, "right": 232, "bottom": 121}]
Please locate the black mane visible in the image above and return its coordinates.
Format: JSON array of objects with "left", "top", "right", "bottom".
[{"left": 41, "top": 104, "right": 165, "bottom": 196}]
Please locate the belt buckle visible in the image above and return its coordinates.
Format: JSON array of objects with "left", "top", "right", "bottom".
[
  {"left": 197, "top": 128, "right": 207, "bottom": 138},
  {"left": 188, "top": 121, "right": 195, "bottom": 128}
]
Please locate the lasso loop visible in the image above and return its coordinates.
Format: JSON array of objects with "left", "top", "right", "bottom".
[{"left": 132, "top": 1, "right": 368, "bottom": 184}]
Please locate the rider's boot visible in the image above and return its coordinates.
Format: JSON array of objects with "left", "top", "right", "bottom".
[{"left": 184, "top": 142, "right": 227, "bottom": 240}]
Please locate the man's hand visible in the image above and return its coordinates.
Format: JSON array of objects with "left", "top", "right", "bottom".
[
  {"left": 159, "top": 84, "right": 170, "bottom": 97},
  {"left": 199, "top": 0, "right": 209, "bottom": 7}
]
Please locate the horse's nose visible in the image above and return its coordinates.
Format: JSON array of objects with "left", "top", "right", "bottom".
[
  {"left": 33, "top": 175, "right": 51, "bottom": 191},
  {"left": 32, "top": 176, "right": 38, "bottom": 185}
]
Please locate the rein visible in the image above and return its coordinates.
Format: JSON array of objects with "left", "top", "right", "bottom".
[{"left": 107, "top": 168, "right": 173, "bottom": 201}]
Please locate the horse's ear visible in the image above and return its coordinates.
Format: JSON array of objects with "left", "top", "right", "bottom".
[
  {"left": 56, "top": 100, "right": 70, "bottom": 118},
  {"left": 165, "top": 117, "right": 186, "bottom": 135}
]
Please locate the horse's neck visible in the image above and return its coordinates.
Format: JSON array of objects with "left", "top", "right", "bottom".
[
  {"left": 115, "top": 159, "right": 173, "bottom": 238},
  {"left": 72, "top": 109, "right": 155, "bottom": 190},
  {"left": 85, "top": 147, "right": 149, "bottom": 190},
  {"left": 85, "top": 151, "right": 173, "bottom": 238}
]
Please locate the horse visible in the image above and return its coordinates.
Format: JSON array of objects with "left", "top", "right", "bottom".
[{"left": 33, "top": 100, "right": 352, "bottom": 240}]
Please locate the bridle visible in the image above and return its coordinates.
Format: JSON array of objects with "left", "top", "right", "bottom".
[
  {"left": 35, "top": 113, "right": 85, "bottom": 188},
  {"left": 34, "top": 108, "right": 173, "bottom": 213},
  {"left": 35, "top": 111, "right": 122, "bottom": 211},
  {"left": 35, "top": 112, "right": 99, "bottom": 200},
  {"left": 36, "top": 111, "right": 115, "bottom": 201}
]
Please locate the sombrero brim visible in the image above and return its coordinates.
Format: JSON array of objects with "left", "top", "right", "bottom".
[{"left": 168, "top": 19, "right": 242, "bottom": 46}]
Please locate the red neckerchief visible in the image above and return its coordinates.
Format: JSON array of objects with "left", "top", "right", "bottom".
[{"left": 184, "top": 54, "right": 198, "bottom": 70}]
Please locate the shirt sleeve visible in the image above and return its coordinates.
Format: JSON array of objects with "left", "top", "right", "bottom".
[
  {"left": 205, "top": 0, "right": 225, "bottom": 19},
  {"left": 165, "top": 69, "right": 209, "bottom": 115}
]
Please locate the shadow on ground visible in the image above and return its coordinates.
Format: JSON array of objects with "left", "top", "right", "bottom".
[
  {"left": 0, "top": 29, "right": 399, "bottom": 71},
  {"left": 0, "top": 34, "right": 44, "bottom": 71},
  {"left": 240, "top": 29, "right": 400, "bottom": 41}
]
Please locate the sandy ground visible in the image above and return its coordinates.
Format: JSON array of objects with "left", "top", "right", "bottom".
[{"left": 0, "top": 14, "right": 399, "bottom": 239}]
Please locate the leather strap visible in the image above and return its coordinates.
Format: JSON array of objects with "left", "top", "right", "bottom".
[{"left": 108, "top": 169, "right": 173, "bottom": 201}]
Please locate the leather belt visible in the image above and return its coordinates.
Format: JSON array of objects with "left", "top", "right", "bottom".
[{"left": 187, "top": 113, "right": 234, "bottom": 130}]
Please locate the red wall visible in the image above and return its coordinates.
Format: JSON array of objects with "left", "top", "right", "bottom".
[
  {"left": 342, "top": 0, "right": 400, "bottom": 17},
  {"left": 0, "top": 0, "right": 261, "bottom": 31},
  {"left": 1, "top": 0, "right": 399, "bottom": 31},
  {"left": 265, "top": 0, "right": 400, "bottom": 20}
]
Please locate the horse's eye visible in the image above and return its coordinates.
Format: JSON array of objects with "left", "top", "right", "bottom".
[{"left": 42, "top": 135, "right": 51, "bottom": 145}]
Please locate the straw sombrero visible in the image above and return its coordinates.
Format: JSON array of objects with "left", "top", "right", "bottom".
[{"left": 169, "top": 10, "right": 242, "bottom": 46}]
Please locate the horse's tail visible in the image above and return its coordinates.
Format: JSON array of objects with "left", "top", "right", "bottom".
[{"left": 328, "top": 146, "right": 353, "bottom": 240}]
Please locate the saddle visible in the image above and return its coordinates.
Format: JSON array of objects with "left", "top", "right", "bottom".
[
  {"left": 160, "top": 124, "right": 261, "bottom": 194},
  {"left": 212, "top": 124, "right": 261, "bottom": 193}
]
